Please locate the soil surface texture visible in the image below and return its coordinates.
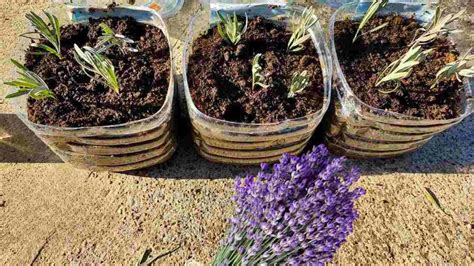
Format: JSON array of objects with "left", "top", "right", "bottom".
[
  {"left": 188, "top": 16, "right": 325, "bottom": 123},
  {"left": 334, "top": 15, "right": 464, "bottom": 120},
  {"left": 25, "top": 16, "right": 170, "bottom": 127}
]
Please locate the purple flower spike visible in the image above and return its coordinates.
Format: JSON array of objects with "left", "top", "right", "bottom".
[{"left": 213, "top": 145, "right": 365, "bottom": 265}]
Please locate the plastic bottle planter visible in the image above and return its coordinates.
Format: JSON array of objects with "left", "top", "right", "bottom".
[
  {"left": 324, "top": 2, "right": 473, "bottom": 159},
  {"left": 11, "top": 6, "right": 176, "bottom": 171},
  {"left": 182, "top": 5, "right": 332, "bottom": 165}
]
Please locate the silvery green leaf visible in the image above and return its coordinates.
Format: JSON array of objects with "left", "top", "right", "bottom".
[
  {"left": 252, "top": 53, "right": 269, "bottom": 89},
  {"left": 74, "top": 44, "right": 120, "bottom": 93},
  {"left": 24, "top": 11, "right": 62, "bottom": 59},
  {"left": 216, "top": 11, "right": 247, "bottom": 46},
  {"left": 95, "top": 23, "right": 137, "bottom": 54},
  {"left": 376, "top": 46, "right": 431, "bottom": 89},
  {"left": 5, "top": 89, "right": 30, "bottom": 99},
  {"left": 353, "top": 0, "right": 389, "bottom": 42},
  {"left": 288, "top": 70, "right": 309, "bottom": 98},
  {"left": 288, "top": 7, "right": 318, "bottom": 52},
  {"left": 411, "top": 7, "right": 465, "bottom": 46},
  {"left": 4, "top": 59, "right": 55, "bottom": 100},
  {"left": 432, "top": 49, "right": 473, "bottom": 87},
  {"left": 379, "top": 72, "right": 409, "bottom": 83},
  {"left": 459, "top": 68, "right": 474, "bottom": 77}
]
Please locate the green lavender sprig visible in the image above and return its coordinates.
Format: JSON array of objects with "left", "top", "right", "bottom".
[
  {"left": 287, "top": 7, "right": 318, "bottom": 52},
  {"left": 410, "top": 6, "right": 465, "bottom": 46},
  {"left": 251, "top": 53, "right": 269, "bottom": 89},
  {"left": 353, "top": 0, "right": 389, "bottom": 42},
  {"left": 4, "top": 59, "right": 56, "bottom": 100},
  {"left": 431, "top": 49, "right": 474, "bottom": 88},
  {"left": 21, "top": 11, "right": 62, "bottom": 59},
  {"left": 288, "top": 70, "right": 310, "bottom": 98},
  {"left": 95, "top": 23, "right": 137, "bottom": 54},
  {"left": 376, "top": 46, "right": 433, "bottom": 93},
  {"left": 217, "top": 11, "right": 248, "bottom": 46},
  {"left": 73, "top": 44, "right": 120, "bottom": 93}
]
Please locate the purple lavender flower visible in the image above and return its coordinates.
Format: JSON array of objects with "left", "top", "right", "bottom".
[{"left": 213, "top": 145, "right": 365, "bottom": 265}]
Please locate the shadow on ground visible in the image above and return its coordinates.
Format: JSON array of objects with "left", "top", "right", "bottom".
[
  {"left": 0, "top": 111, "right": 471, "bottom": 177},
  {"left": 129, "top": 132, "right": 260, "bottom": 180},
  {"left": 0, "top": 113, "right": 61, "bottom": 163},
  {"left": 353, "top": 115, "right": 474, "bottom": 175}
]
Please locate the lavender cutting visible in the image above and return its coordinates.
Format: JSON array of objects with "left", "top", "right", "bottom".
[{"left": 214, "top": 145, "right": 365, "bottom": 265}]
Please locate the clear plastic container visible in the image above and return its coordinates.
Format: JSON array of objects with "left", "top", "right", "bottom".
[
  {"left": 324, "top": 1, "right": 474, "bottom": 158},
  {"left": 182, "top": 4, "right": 332, "bottom": 165},
  {"left": 10, "top": 5, "right": 176, "bottom": 171},
  {"left": 51, "top": 0, "right": 184, "bottom": 18},
  {"left": 314, "top": 0, "right": 438, "bottom": 9}
]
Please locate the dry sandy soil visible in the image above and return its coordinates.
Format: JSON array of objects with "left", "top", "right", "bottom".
[{"left": 0, "top": 0, "right": 473, "bottom": 265}]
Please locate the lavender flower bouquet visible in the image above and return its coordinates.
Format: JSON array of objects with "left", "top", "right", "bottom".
[{"left": 214, "top": 145, "right": 365, "bottom": 265}]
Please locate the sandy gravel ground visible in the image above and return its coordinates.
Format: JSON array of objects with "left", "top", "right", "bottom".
[{"left": 0, "top": 0, "right": 473, "bottom": 265}]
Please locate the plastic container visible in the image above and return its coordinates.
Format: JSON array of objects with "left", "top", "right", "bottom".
[
  {"left": 314, "top": 0, "right": 438, "bottom": 9},
  {"left": 51, "top": 0, "right": 184, "bottom": 18},
  {"left": 324, "top": 1, "right": 473, "bottom": 158},
  {"left": 10, "top": 5, "right": 176, "bottom": 171},
  {"left": 182, "top": 4, "right": 332, "bottom": 165}
]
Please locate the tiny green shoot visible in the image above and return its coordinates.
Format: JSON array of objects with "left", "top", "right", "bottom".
[
  {"left": 353, "top": 0, "right": 389, "bottom": 42},
  {"left": 21, "top": 11, "right": 62, "bottom": 59},
  {"left": 217, "top": 11, "right": 248, "bottom": 46},
  {"left": 431, "top": 49, "right": 474, "bottom": 88},
  {"left": 410, "top": 6, "right": 465, "bottom": 46},
  {"left": 376, "top": 46, "right": 433, "bottom": 93},
  {"left": 73, "top": 44, "right": 120, "bottom": 93},
  {"left": 287, "top": 7, "right": 318, "bottom": 52},
  {"left": 288, "top": 70, "right": 310, "bottom": 98},
  {"left": 251, "top": 53, "right": 269, "bottom": 89},
  {"left": 95, "top": 23, "right": 137, "bottom": 54},
  {"left": 4, "top": 59, "right": 56, "bottom": 100}
]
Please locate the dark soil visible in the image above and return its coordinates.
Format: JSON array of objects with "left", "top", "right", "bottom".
[
  {"left": 188, "top": 16, "right": 325, "bottom": 123},
  {"left": 25, "top": 16, "right": 170, "bottom": 127},
  {"left": 334, "top": 15, "right": 463, "bottom": 120}
]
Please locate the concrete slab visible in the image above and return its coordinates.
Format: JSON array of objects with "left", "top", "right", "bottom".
[{"left": 0, "top": 0, "right": 472, "bottom": 264}]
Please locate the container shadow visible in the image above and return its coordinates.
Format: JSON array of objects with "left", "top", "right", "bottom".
[
  {"left": 0, "top": 113, "right": 61, "bottom": 163},
  {"left": 351, "top": 115, "right": 474, "bottom": 175},
  {"left": 134, "top": 93, "right": 473, "bottom": 179},
  {"left": 128, "top": 122, "right": 260, "bottom": 180},
  {"left": 1, "top": 109, "right": 471, "bottom": 176}
]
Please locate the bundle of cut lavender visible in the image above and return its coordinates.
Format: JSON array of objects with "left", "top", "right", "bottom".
[{"left": 214, "top": 145, "right": 365, "bottom": 265}]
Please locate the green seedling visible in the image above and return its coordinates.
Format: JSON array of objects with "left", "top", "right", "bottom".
[
  {"left": 217, "top": 11, "right": 248, "bottom": 46},
  {"left": 74, "top": 44, "right": 120, "bottom": 93},
  {"left": 353, "top": 0, "right": 389, "bottom": 42},
  {"left": 251, "top": 53, "right": 269, "bottom": 89},
  {"left": 432, "top": 49, "right": 474, "bottom": 88},
  {"left": 95, "top": 23, "right": 137, "bottom": 54},
  {"left": 21, "top": 11, "right": 62, "bottom": 59},
  {"left": 4, "top": 59, "right": 55, "bottom": 100},
  {"left": 376, "top": 46, "right": 433, "bottom": 93},
  {"left": 288, "top": 70, "right": 310, "bottom": 98},
  {"left": 288, "top": 7, "right": 318, "bottom": 52}
]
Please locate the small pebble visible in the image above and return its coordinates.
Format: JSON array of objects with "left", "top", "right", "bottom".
[
  {"left": 235, "top": 44, "right": 247, "bottom": 57},
  {"left": 223, "top": 51, "right": 230, "bottom": 61}
]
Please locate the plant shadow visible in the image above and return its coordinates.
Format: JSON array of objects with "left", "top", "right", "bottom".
[{"left": 0, "top": 113, "right": 61, "bottom": 163}]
